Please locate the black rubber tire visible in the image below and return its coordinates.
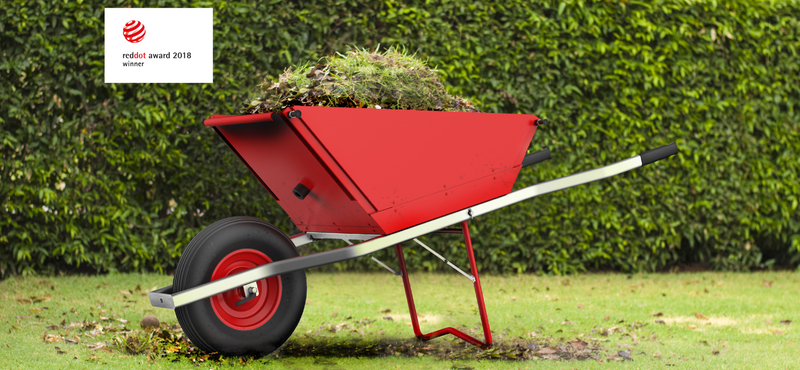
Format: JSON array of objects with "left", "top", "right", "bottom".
[{"left": 173, "top": 217, "right": 306, "bottom": 356}]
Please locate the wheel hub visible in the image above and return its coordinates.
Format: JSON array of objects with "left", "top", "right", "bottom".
[{"left": 210, "top": 249, "right": 282, "bottom": 330}]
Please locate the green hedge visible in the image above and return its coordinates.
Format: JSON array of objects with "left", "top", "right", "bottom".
[{"left": 2, "top": 0, "right": 799, "bottom": 277}]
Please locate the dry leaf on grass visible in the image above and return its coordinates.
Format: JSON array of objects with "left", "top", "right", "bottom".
[
  {"left": 570, "top": 340, "right": 588, "bottom": 350},
  {"left": 43, "top": 333, "right": 64, "bottom": 343},
  {"left": 327, "top": 323, "right": 352, "bottom": 333},
  {"left": 537, "top": 347, "right": 557, "bottom": 354},
  {"left": 16, "top": 295, "right": 51, "bottom": 304},
  {"left": 695, "top": 313, "right": 709, "bottom": 320},
  {"left": 88, "top": 342, "right": 107, "bottom": 350},
  {"left": 650, "top": 312, "right": 664, "bottom": 317},
  {"left": 780, "top": 320, "right": 792, "bottom": 325}
]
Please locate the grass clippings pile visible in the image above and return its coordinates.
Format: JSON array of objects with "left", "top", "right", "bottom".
[
  {"left": 114, "top": 324, "right": 229, "bottom": 364},
  {"left": 242, "top": 47, "right": 479, "bottom": 114}
]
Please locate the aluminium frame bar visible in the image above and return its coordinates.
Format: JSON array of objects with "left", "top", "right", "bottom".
[
  {"left": 343, "top": 238, "right": 400, "bottom": 276},
  {"left": 370, "top": 255, "right": 400, "bottom": 276},
  {"left": 412, "top": 238, "right": 475, "bottom": 283},
  {"left": 150, "top": 154, "right": 648, "bottom": 309},
  {"left": 291, "top": 228, "right": 463, "bottom": 248}
]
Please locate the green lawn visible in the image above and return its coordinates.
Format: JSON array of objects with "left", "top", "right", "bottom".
[{"left": 1, "top": 270, "right": 799, "bottom": 369}]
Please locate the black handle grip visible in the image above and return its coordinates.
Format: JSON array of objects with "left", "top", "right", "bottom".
[
  {"left": 639, "top": 142, "right": 678, "bottom": 166},
  {"left": 521, "top": 148, "right": 551, "bottom": 168}
]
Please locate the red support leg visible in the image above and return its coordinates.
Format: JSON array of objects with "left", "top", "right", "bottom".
[
  {"left": 394, "top": 220, "right": 492, "bottom": 348},
  {"left": 462, "top": 220, "right": 493, "bottom": 345}
]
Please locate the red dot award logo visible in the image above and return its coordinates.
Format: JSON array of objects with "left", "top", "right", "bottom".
[{"left": 123, "top": 20, "right": 146, "bottom": 43}]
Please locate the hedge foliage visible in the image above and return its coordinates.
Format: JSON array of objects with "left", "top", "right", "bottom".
[{"left": 2, "top": 0, "right": 799, "bottom": 277}]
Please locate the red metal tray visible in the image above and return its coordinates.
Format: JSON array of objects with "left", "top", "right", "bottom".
[{"left": 204, "top": 106, "right": 539, "bottom": 235}]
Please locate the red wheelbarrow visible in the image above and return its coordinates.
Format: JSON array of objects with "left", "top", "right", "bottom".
[{"left": 149, "top": 106, "right": 678, "bottom": 355}]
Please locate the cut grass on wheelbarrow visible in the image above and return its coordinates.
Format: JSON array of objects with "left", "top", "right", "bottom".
[
  {"left": 1, "top": 271, "right": 798, "bottom": 369},
  {"left": 242, "top": 46, "right": 480, "bottom": 114}
]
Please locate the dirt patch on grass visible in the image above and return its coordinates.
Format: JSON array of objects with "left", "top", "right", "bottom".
[
  {"left": 660, "top": 316, "right": 737, "bottom": 326},
  {"left": 383, "top": 313, "right": 445, "bottom": 325},
  {"left": 742, "top": 328, "right": 789, "bottom": 335}
]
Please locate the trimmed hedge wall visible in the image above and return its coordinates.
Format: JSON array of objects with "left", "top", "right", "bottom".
[{"left": 1, "top": 0, "right": 799, "bottom": 277}]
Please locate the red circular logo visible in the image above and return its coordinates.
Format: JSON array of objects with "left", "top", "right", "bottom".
[{"left": 123, "top": 20, "right": 146, "bottom": 43}]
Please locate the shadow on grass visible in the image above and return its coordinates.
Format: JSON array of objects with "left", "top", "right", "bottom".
[
  {"left": 272, "top": 335, "right": 617, "bottom": 362},
  {"left": 115, "top": 325, "right": 623, "bottom": 363}
]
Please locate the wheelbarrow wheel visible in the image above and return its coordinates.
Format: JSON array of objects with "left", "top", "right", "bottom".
[{"left": 173, "top": 217, "right": 306, "bottom": 356}]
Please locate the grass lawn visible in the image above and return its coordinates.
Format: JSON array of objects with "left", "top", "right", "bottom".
[{"left": 1, "top": 270, "right": 799, "bottom": 369}]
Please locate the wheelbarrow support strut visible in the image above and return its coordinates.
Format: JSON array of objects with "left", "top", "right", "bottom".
[{"left": 396, "top": 220, "right": 492, "bottom": 347}]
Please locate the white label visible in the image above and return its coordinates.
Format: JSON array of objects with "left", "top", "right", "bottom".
[{"left": 104, "top": 8, "right": 213, "bottom": 83}]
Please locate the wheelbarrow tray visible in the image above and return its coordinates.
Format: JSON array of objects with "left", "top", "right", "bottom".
[{"left": 205, "top": 106, "right": 540, "bottom": 235}]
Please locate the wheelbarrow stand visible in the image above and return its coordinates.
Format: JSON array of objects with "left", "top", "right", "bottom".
[{"left": 395, "top": 220, "right": 492, "bottom": 347}]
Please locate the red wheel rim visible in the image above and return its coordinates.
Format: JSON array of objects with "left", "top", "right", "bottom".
[{"left": 210, "top": 249, "right": 282, "bottom": 330}]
